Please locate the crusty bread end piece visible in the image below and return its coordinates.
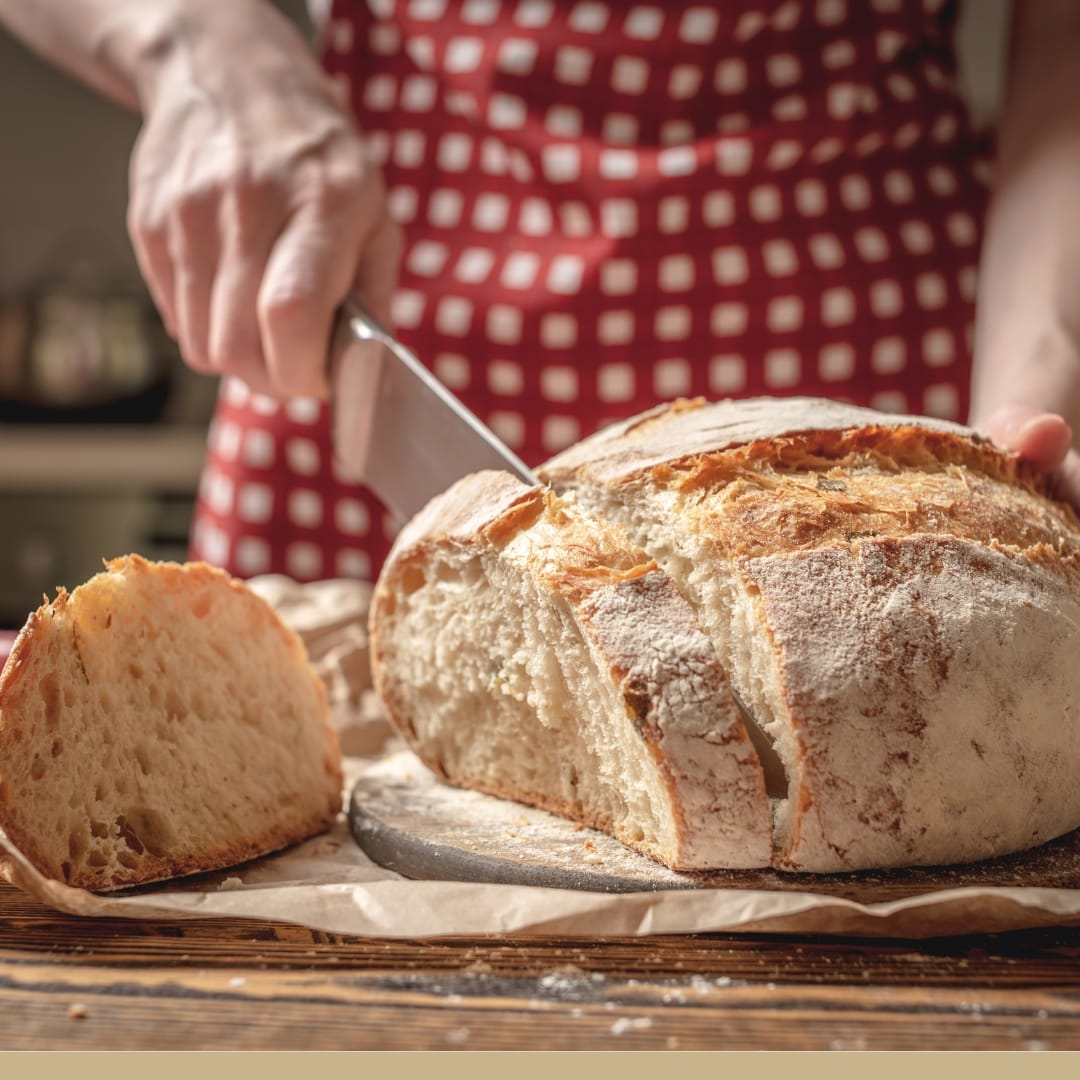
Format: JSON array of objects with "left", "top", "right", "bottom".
[{"left": 0, "top": 556, "right": 343, "bottom": 891}]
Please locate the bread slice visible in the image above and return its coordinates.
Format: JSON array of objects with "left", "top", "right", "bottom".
[
  {"left": 540, "top": 397, "right": 1080, "bottom": 871},
  {"left": 370, "top": 471, "right": 772, "bottom": 870},
  {"left": 0, "top": 556, "right": 343, "bottom": 891}
]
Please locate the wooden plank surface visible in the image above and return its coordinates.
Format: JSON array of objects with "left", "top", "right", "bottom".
[{"left": 2, "top": 882, "right": 1080, "bottom": 1050}]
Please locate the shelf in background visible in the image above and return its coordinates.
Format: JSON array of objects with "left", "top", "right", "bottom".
[{"left": 0, "top": 424, "right": 207, "bottom": 492}]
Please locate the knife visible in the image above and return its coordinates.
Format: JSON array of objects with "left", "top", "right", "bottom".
[{"left": 330, "top": 296, "right": 539, "bottom": 522}]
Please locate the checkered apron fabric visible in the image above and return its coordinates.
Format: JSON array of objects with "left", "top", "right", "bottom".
[{"left": 191, "top": 0, "right": 989, "bottom": 582}]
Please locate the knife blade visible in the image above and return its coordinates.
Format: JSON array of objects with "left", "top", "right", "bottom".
[
  {"left": 728, "top": 685, "right": 787, "bottom": 798},
  {"left": 330, "top": 296, "right": 539, "bottom": 522}
]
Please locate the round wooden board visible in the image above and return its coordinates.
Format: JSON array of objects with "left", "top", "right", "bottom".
[{"left": 348, "top": 751, "right": 1080, "bottom": 900}]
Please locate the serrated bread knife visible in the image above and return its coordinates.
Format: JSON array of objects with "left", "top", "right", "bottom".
[{"left": 330, "top": 296, "right": 539, "bottom": 522}]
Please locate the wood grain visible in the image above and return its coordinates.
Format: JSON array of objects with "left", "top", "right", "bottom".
[{"left": 2, "top": 883, "right": 1080, "bottom": 1049}]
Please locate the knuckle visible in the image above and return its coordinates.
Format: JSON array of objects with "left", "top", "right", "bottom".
[
  {"left": 128, "top": 143, "right": 164, "bottom": 193},
  {"left": 204, "top": 338, "right": 237, "bottom": 371},
  {"left": 220, "top": 164, "right": 259, "bottom": 200},
  {"left": 126, "top": 197, "right": 166, "bottom": 242},
  {"left": 258, "top": 285, "right": 311, "bottom": 322},
  {"left": 307, "top": 178, "right": 353, "bottom": 217},
  {"left": 182, "top": 346, "right": 215, "bottom": 374},
  {"left": 172, "top": 173, "right": 237, "bottom": 231},
  {"left": 259, "top": 253, "right": 327, "bottom": 310},
  {"left": 208, "top": 325, "right": 262, "bottom": 374},
  {"left": 220, "top": 165, "right": 275, "bottom": 212},
  {"left": 306, "top": 158, "right": 368, "bottom": 212},
  {"left": 221, "top": 188, "right": 273, "bottom": 248},
  {"left": 220, "top": 179, "right": 260, "bottom": 225},
  {"left": 172, "top": 185, "right": 216, "bottom": 230}
]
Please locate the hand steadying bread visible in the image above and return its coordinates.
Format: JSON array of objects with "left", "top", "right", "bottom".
[
  {"left": 370, "top": 397, "right": 1080, "bottom": 873},
  {"left": 0, "top": 556, "right": 342, "bottom": 891}
]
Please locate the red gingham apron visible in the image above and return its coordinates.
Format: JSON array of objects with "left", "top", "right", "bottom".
[{"left": 191, "top": 0, "right": 989, "bottom": 583}]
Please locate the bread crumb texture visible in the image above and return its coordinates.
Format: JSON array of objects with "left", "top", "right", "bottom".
[
  {"left": 372, "top": 479, "right": 772, "bottom": 870},
  {"left": 0, "top": 555, "right": 342, "bottom": 891},
  {"left": 373, "top": 397, "right": 1080, "bottom": 873}
]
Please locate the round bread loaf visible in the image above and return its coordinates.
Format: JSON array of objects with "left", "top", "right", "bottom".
[{"left": 371, "top": 397, "right": 1080, "bottom": 872}]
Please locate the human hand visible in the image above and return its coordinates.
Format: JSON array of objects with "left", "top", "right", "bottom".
[
  {"left": 125, "top": 0, "right": 401, "bottom": 398},
  {"left": 976, "top": 405, "right": 1080, "bottom": 509}
]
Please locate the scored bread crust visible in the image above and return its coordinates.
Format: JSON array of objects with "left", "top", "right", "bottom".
[
  {"left": 539, "top": 396, "right": 1080, "bottom": 871},
  {"left": 371, "top": 396, "right": 1080, "bottom": 872},
  {"left": 539, "top": 396, "right": 981, "bottom": 483},
  {"left": 0, "top": 556, "right": 343, "bottom": 891},
  {"left": 371, "top": 472, "right": 773, "bottom": 870}
]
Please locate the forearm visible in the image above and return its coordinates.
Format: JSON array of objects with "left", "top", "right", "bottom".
[
  {"left": 0, "top": 0, "right": 298, "bottom": 113},
  {"left": 971, "top": 0, "right": 1080, "bottom": 431},
  {"left": 0, "top": 0, "right": 181, "bottom": 109}
]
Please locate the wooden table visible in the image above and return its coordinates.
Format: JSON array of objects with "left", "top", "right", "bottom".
[{"left": 2, "top": 881, "right": 1079, "bottom": 1050}]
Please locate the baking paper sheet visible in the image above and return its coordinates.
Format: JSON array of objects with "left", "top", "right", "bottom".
[{"left": 4, "top": 575, "right": 1080, "bottom": 940}]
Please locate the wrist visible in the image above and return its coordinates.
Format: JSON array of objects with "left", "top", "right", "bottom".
[
  {"left": 94, "top": 0, "right": 280, "bottom": 113},
  {"left": 83, "top": 0, "right": 185, "bottom": 110}
]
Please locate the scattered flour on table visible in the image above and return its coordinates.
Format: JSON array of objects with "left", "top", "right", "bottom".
[{"left": 611, "top": 1017, "right": 654, "bottom": 1035}]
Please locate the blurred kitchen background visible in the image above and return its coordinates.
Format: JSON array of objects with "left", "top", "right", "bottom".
[{"left": 0, "top": 0, "right": 1008, "bottom": 626}]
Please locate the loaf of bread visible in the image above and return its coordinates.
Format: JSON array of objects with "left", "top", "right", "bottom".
[
  {"left": 0, "top": 556, "right": 343, "bottom": 891},
  {"left": 370, "top": 397, "right": 1080, "bottom": 873}
]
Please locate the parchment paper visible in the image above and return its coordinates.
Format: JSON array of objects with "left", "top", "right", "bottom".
[{"left": 4, "top": 576, "right": 1080, "bottom": 940}]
